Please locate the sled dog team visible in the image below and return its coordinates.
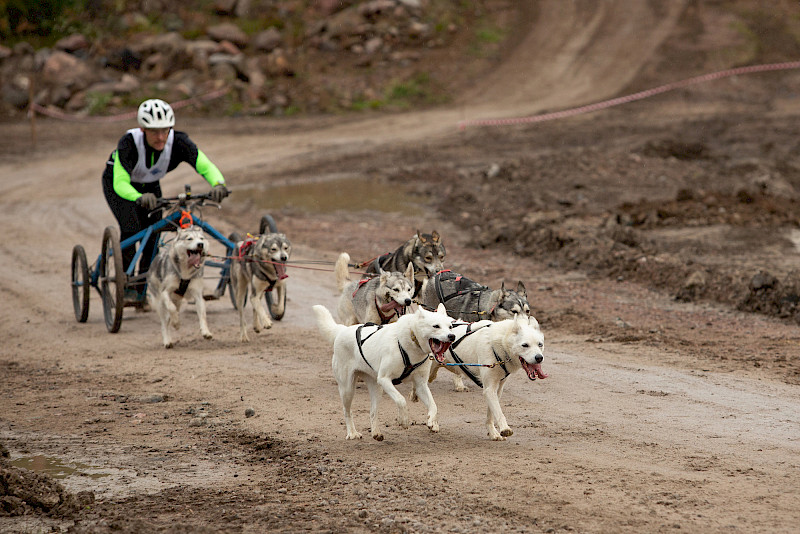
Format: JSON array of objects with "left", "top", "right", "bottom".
[
  {"left": 318, "top": 229, "right": 547, "bottom": 441},
  {"left": 147, "top": 226, "right": 547, "bottom": 440}
]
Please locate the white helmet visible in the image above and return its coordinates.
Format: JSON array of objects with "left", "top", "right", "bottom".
[{"left": 137, "top": 99, "right": 175, "bottom": 128}]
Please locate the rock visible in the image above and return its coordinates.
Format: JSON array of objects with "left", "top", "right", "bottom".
[
  {"left": 213, "top": 0, "right": 237, "bottom": 15},
  {"left": 55, "top": 33, "right": 90, "bottom": 53},
  {"left": 42, "top": 50, "right": 94, "bottom": 90},
  {"left": 750, "top": 271, "right": 777, "bottom": 291},
  {"left": 253, "top": 28, "right": 283, "bottom": 52},
  {"left": 245, "top": 407, "right": 255, "bottom": 417},
  {"left": 207, "top": 22, "right": 249, "bottom": 48}
]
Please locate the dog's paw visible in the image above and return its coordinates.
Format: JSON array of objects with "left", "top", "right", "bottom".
[
  {"left": 372, "top": 433, "right": 384, "bottom": 442},
  {"left": 397, "top": 416, "right": 409, "bottom": 429},
  {"left": 202, "top": 332, "right": 213, "bottom": 340},
  {"left": 427, "top": 419, "right": 439, "bottom": 433},
  {"left": 346, "top": 432, "right": 363, "bottom": 440},
  {"left": 164, "top": 342, "right": 174, "bottom": 349},
  {"left": 500, "top": 428, "right": 513, "bottom": 438}
]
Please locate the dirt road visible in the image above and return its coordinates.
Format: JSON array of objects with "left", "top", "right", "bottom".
[{"left": 2, "top": 2, "right": 800, "bottom": 533}]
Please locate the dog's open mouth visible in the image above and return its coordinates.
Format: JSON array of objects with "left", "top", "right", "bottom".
[
  {"left": 274, "top": 262, "right": 288, "bottom": 280},
  {"left": 520, "top": 357, "right": 548, "bottom": 380},
  {"left": 379, "top": 300, "right": 406, "bottom": 315},
  {"left": 429, "top": 339, "right": 452, "bottom": 364},
  {"left": 187, "top": 249, "right": 203, "bottom": 269}
]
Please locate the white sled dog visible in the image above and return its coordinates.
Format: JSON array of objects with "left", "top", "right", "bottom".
[
  {"left": 147, "top": 225, "right": 212, "bottom": 349},
  {"left": 420, "top": 314, "right": 548, "bottom": 440},
  {"left": 230, "top": 232, "right": 291, "bottom": 342},
  {"left": 313, "top": 303, "right": 456, "bottom": 441},
  {"left": 335, "top": 252, "right": 415, "bottom": 326}
]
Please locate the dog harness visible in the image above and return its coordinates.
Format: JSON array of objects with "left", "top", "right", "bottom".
[
  {"left": 355, "top": 323, "right": 428, "bottom": 385},
  {"left": 445, "top": 323, "right": 511, "bottom": 388},
  {"left": 432, "top": 270, "right": 496, "bottom": 321},
  {"left": 175, "top": 279, "right": 191, "bottom": 297}
]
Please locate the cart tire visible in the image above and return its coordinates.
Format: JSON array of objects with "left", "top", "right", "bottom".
[
  {"left": 71, "top": 244, "right": 90, "bottom": 323},
  {"left": 259, "top": 214, "right": 277, "bottom": 234},
  {"left": 100, "top": 226, "right": 125, "bottom": 333},
  {"left": 266, "top": 287, "right": 286, "bottom": 321},
  {"left": 228, "top": 232, "right": 244, "bottom": 310}
]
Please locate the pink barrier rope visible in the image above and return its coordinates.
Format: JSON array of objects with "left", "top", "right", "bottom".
[
  {"left": 457, "top": 61, "right": 800, "bottom": 129},
  {"left": 29, "top": 87, "right": 230, "bottom": 123}
]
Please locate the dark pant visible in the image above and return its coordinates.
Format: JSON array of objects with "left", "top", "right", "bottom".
[{"left": 101, "top": 167, "right": 162, "bottom": 277}]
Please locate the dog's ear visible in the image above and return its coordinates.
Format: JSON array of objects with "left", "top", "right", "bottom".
[
  {"left": 379, "top": 269, "right": 389, "bottom": 283},
  {"left": 416, "top": 229, "right": 428, "bottom": 244},
  {"left": 499, "top": 280, "right": 507, "bottom": 295},
  {"left": 512, "top": 313, "right": 523, "bottom": 332},
  {"left": 404, "top": 262, "right": 414, "bottom": 283},
  {"left": 436, "top": 302, "right": 447, "bottom": 315},
  {"left": 516, "top": 281, "right": 526, "bottom": 298},
  {"left": 431, "top": 230, "right": 440, "bottom": 243}
]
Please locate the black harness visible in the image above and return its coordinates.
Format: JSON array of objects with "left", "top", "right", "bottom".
[
  {"left": 447, "top": 323, "right": 511, "bottom": 388},
  {"left": 433, "top": 270, "right": 493, "bottom": 322},
  {"left": 174, "top": 278, "right": 191, "bottom": 297},
  {"left": 355, "top": 323, "right": 428, "bottom": 385}
]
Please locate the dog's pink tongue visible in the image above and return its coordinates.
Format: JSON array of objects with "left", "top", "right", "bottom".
[
  {"left": 521, "top": 359, "right": 548, "bottom": 380},
  {"left": 380, "top": 300, "right": 403, "bottom": 313},
  {"left": 275, "top": 262, "right": 288, "bottom": 280}
]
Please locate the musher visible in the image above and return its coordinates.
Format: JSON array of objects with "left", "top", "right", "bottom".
[{"left": 101, "top": 98, "right": 228, "bottom": 289}]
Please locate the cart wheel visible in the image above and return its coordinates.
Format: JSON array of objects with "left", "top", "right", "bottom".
[
  {"left": 100, "top": 226, "right": 125, "bottom": 333},
  {"left": 71, "top": 244, "right": 90, "bottom": 323},
  {"left": 266, "top": 286, "right": 286, "bottom": 321},
  {"left": 259, "top": 214, "right": 277, "bottom": 234},
  {"left": 227, "top": 232, "right": 244, "bottom": 310}
]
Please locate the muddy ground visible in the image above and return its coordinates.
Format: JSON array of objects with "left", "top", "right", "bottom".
[{"left": 2, "top": 2, "right": 800, "bottom": 533}]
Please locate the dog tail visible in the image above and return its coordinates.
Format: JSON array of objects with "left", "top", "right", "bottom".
[
  {"left": 312, "top": 304, "right": 344, "bottom": 345},
  {"left": 334, "top": 252, "right": 351, "bottom": 293}
]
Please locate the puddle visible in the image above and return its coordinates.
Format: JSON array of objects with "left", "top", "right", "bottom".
[
  {"left": 239, "top": 174, "right": 426, "bottom": 214},
  {"left": 10, "top": 455, "right": 110, "bottom": 479}
]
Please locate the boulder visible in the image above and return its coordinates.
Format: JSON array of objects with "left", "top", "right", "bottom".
[
  {"left": 253, "top": 28, "right": 283, "bottom": 52},
  {"left": 207, "top": 22, "right": 249, "bottom": 48}
]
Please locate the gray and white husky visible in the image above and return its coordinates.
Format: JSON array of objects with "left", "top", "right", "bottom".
[
  {"left": 335, "top": 252, "right": 414, "bottom": 326},
  {"left": 364, "top": 230, "right": 446, "bottom": 295},
  {"left": 230, "top": 232, "right": 291, "bottom": 342},
  {"left": 417, "top": 270, "right": 530, "bottom": 322},
  {"left": 147, "top": 225, "right": 212, "bottom": 349}
]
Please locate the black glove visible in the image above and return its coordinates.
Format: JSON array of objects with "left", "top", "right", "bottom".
[
  {"left": 210, "top": 184, "right": 228, "bottom": 203},
  {"left": 136, "top": 193, "right": 158, "bottom": 210}
]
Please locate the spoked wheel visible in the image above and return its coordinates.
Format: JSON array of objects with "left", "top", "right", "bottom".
[
  {"left": 99, "top": 226, "right": 125, "bottom": 333},
  {"left": 71, "top": 244, "right": 90, "bottom": 323},
  {"left": 227, "top": 232, "right": 244, "bottom": 310}
]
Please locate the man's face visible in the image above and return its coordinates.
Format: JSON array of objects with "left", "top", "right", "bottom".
[{"left": 141, "top": 127, "right": 170, "bottom": 150}]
